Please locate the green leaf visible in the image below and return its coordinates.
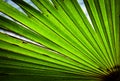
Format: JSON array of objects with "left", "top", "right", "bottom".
[{"left": 0, "top": 0, "right": 119, "bottom": 80}]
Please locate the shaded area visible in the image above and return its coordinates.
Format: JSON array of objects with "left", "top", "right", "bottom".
[
  {"left": 0, "top": 73, "right": 9, "bottom": 76},
  {"left": 101, "top": 65, "right": 120, "bottom": 81}
]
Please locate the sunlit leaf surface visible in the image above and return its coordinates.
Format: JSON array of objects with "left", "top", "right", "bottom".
[{"left": 0, "top": 0, "right": 120, "bottom": 81}]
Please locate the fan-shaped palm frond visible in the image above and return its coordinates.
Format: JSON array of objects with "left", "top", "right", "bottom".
[{"left": 0, "top": 0, "right": 120, "bottom": 81}]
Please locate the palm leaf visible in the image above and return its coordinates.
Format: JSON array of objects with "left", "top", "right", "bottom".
[{"left": 0, "top": 0, "right": 119, "bottom": 81}]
